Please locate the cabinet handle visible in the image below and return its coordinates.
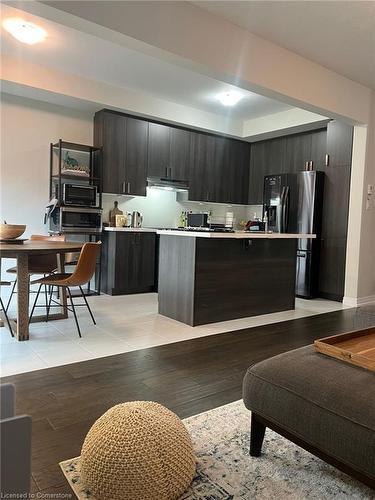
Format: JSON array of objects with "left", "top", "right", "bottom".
[
  {"left": 127, "top": 182, "right": 131, "bottom": 194},
  {"left": 122, "top": 181, "right": 126, "bottom": 194},
  {"left": 206, "top": 191, "right": 209, "bottom": 201},
  {"left": 169, "top": 167, "right": 172, "bottom": 178},
  {"left": 325, "top": 154, "right": 330, "bottom": 166},
  {"left": 165, "top": 167, "right": 168, "bottom": 178}
]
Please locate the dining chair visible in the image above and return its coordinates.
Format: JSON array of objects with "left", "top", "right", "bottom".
[
  {"left": 29, "top": 242, "right": 101, "bottom": 338},
  {"left": 0, "top": 282, "right": 13, "bottom": 337},
  {"left": 6, "top": 234, "right": 65, "bottom": 313}
]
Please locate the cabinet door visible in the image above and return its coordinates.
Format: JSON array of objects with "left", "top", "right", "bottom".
[
  {"left": 211, "top": 136, "right": 227, "bottom": 203},
  {"left": 225, "top": 140, "right": 250, "bottom": 204},
  {"left": 318, "top": 163, "right": 351, "bottom": 299},
  {"left": 134, "top": 233, "right": 156, "bottom": 289},
  {"left": 248, "top": 138, "right": 285, "bottom": 204},
  {"left": 318, "top": 237, "right": 347, "bottom": 301},
  {"left": 125, "top": 117, "right": 148, "bottom": 196},
  {"left": 285, "top": 133, "right": 311, "bottom": 172},
  {"left": 95, "top": 111, "right": 126, "bottom": 194},
  {"left": 310, "top": 129, "right": 327, "bottom": 170},
  {"left": 170, "top": 128, "right": 191, "bottom": 181},
  {"left": 112, "top": 232, "right": 156, "bottom": 294},
  {"left": 326, "top": 120, "right": 353, "bottom": 167},
  {"left": 189, "top": 132, "right": 215, "bottom": 202},
  {"left": 148, "top": 122, "right": 170, "bottom": 178}
]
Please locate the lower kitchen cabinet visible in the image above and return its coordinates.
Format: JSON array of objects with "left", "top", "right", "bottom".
[{"left": 100, "top": 231, "right": 157, "bottom": 295}]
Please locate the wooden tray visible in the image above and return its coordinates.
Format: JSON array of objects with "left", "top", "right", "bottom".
[{"left": 314, "top": 328, "right": 375, "bottom": 372}]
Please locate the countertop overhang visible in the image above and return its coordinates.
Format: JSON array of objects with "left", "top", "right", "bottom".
[
  {"left": 156, "top": 230, "right": 316, "bottom": 239},
  {"left": 103, "top": 227, "right": 157, "bottom": 233},
  {"left": 103, "top": 227, "right": 316, "bottom": 238}
]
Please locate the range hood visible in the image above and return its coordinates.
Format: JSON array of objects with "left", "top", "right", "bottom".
[{"left": 147, "top": 176, "right": 189, "bottom": 192}]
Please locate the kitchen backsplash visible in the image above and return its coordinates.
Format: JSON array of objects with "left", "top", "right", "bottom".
[{"left": 102, "top": 189, "right": 263, "bottom": 229}]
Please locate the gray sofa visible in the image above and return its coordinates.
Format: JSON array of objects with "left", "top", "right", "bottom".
[
  {"left": 0, "top": 384, "right": 32, "bottom": 496},
  {"left": 242, "top": 345, "right": 375, "bottom": 488}
]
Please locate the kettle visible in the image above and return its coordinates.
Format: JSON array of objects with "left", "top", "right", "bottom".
[{"left": 131, "top": 211, "right": 143, "bottom": 228}]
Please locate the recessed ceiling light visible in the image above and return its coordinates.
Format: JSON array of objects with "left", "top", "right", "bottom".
[
  {"left": 217, "top": 91, "right": 243, "bottom": 106},
  {"left": 3, "top": 17, "right": 47, "bottom": 45}
]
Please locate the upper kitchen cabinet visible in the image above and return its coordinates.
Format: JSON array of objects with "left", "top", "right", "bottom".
[
  {"left": 94, "top": 110, "right": 148, "bottom": 196},
  {"left": 326, "top": 120, "right": 353, "bottom": 167},
  {"left": 188, "top": 133, "right": 250, "bottom": 205},
  {"left": 189, "top": 132, "right": 216, "bottom": 202},
  {"left": 224, "top": 139, "right": 250, "bottom": 205},
  {"left": 125, "top": 117, "right": 149, "bottom": 196},
  {"left": 248, "top": 129, "right": 328, "bottom": 204},
  {"left": 148, "top": 123, "right": 191, "bottom": 181},
  {"left": 94, "top": 111, "right": 125, "bottom": 194},
  {"left": 285, "top": 132, "right": 312, "bottom": 172},
  {"left": 169, "top": 127, "right": 191, "bottom": 181},
  {"left": 248, "top": 137, "right": 286, "bottom": 204},
  {"left": 147, "top": 122, "right": 171, "bottom": 178},
  {"left": 310, "top": 129, "right": 328, "bottom": 170}
]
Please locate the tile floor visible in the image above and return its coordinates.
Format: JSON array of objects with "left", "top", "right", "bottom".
[{"left": 0, "top": 290, "right": 350, "bottom": 377}]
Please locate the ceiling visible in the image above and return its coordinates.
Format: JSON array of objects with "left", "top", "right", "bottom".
[
  {"left": 194, "top": 1, "right": 375, "bottom": 89},
  {"left": 0, "top": 4, "right": 293, "bottom": 121}
]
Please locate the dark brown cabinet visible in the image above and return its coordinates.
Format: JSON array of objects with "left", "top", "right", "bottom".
[
  {"left": 124, "top": 117, "right": 149, "bottom": 196},
  {"left": 94, "top": 111, "right": 148, "bottom": 196},
  {"left": 318, "top": 120, "right": 353, "bottom": 300},
  {"left": 148, "top": 123, "right": 191, "bottom": 181},
  {"left": 248, "top": 137, "right": 286, "bottom": 204},
  {"left": 148, "top": 122, "right": 170, "bottom": 178},
  {"left": 189, "top": 132, "right": 250, "bottom": 204},
  {"left": 101, "top": 231, "right": 156, "bottom": 295},
  {"left": 169, "top": 127, "right": 191, "bottom": 181},
  {"left": 326, "top": 120, "right": 353, "bottom": 167},
  {"left": 248, "top": 130, "right": 327, "bottom": 204}
]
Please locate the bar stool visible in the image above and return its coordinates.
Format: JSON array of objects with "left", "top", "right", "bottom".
[{"left": 29, "top": 242, "right": 101, "bottom": 338}]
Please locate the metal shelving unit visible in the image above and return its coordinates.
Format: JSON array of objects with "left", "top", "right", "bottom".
[{"left": 49, "top": 140, "right": 103, "bottom": 296}]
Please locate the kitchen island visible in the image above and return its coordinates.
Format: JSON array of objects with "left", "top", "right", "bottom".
[{"left": 157, "top": 231, "right": 316, "bottom": 326}]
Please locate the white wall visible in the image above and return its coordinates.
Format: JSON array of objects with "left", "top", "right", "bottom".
[{"left": 0, "top": 93, "right": 93, "bottom": 235}]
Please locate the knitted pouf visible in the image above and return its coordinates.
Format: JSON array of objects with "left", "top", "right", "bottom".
[{"left": 80, "top": 401, "right": 196, "bottom": 500}]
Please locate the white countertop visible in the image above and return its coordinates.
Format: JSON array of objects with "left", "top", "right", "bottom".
[
  {"left": 103, "top": 227, "right": 157, "bottom": 233},
  {"left": 157, "top": 230, "right": 316, "bottom": 239}
]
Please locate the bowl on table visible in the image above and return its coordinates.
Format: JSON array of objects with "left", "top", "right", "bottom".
[{"left": 0, "top": 223, "right": 26, "bottom": 240}]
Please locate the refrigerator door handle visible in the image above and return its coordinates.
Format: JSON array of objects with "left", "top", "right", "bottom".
[{"left": 281, "top": 186, "right": 290, "bottom": 232}]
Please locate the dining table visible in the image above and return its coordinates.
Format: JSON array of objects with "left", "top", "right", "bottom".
[{"left": 0, "top": 240, "right": 83, "bottom": 341}]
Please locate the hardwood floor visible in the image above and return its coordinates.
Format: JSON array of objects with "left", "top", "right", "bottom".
[{"left": 2, "top": 305, "right": 375, "bottom": 495}]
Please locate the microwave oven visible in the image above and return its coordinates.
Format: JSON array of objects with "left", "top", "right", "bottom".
[
  {"left": 63, "top": 183, "right": 98, "bottom": 207},
  {"left": 49, "top": 206, "right": 102, "bottom": 234}
]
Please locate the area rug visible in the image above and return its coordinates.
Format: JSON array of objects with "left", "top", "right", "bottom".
[{"left": 59, "top": 400, "right": 373, "bottom": 499}]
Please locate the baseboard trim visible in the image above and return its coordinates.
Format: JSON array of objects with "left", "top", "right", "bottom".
[{"left": 343, "top": 295, "right": 375, "bottom": 307}]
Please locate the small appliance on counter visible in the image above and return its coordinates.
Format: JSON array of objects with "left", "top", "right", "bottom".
[
  {"left": 131, "top": 211, "right": 143, "bottom": 228},
  {"left": 187, "top": 213, "right": 209, "bottom": 228},
  {"left": 245, "top": 219, "right": 266, "bottom": 232}
]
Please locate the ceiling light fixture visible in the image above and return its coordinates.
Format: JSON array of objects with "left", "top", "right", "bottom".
[
  {"left": 3, "top": 17, "right": 47, "bottom": 45},
  {"left": 217, "top": 91, "right": 243, "bottom": 106}
]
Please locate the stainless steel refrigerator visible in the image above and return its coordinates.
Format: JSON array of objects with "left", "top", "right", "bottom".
[{"left": 263, "top": 171, "right": 325, "bottom": 298}]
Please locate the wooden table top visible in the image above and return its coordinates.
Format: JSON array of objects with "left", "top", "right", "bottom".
[{"left": 0, "top": 240, "right": 84, "bottom": 257}]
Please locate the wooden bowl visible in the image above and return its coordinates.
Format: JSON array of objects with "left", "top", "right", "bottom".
[{"left": 0, "top": 224, "right": 26, "bottom": 240}]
